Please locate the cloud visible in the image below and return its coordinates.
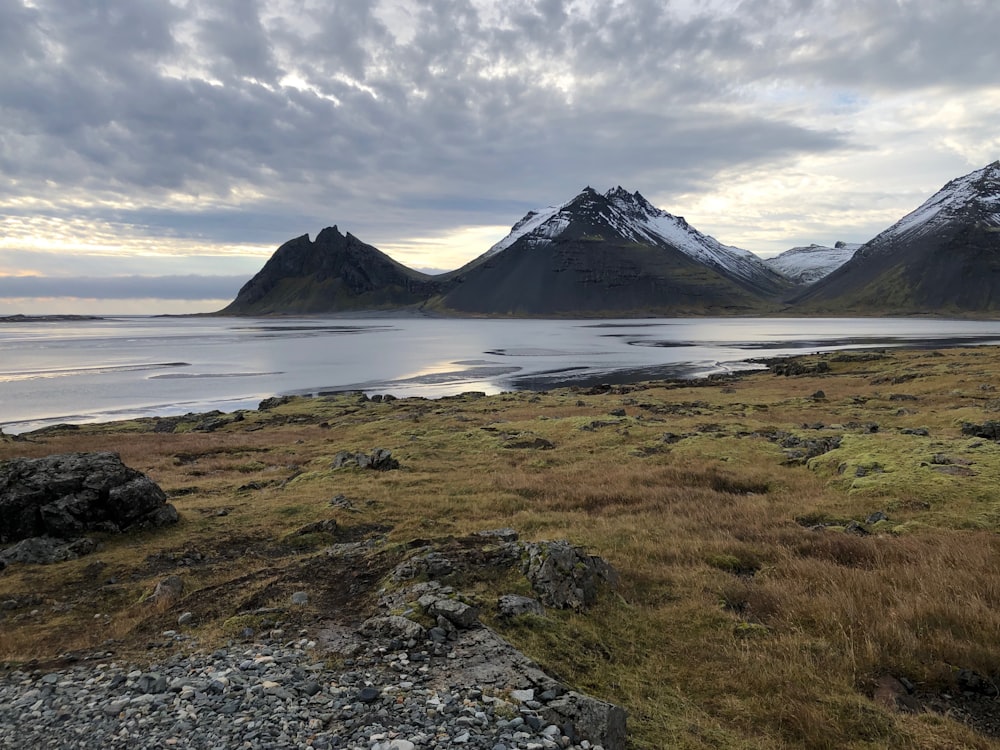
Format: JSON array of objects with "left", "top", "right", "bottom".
[
  {"left": 0, "top": 275, "right": 247, "bottom": 301},
  {"left": 0, "top": 0, "right": 998, "bottom": 286}
]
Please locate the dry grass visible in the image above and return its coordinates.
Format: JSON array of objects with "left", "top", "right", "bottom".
[{"left": 4, "top": 347, "right": 1000, "bottom": 748}]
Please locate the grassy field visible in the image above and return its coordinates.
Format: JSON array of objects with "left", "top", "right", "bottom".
[{"left": 4, "top": 346, "right": 1000, "bottom": 748}]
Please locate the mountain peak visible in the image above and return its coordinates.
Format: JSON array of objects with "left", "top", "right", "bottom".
[
  {"left": 865, "top": 161, "right": 1000, "bottom": 250},
  {"left": 479, "top": 184, "right": 789, "bottom": 297}
]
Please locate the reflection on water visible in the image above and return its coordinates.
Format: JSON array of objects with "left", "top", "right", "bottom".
[{"left": 3, "top": 315, "right": 1000, "bottom": 433}]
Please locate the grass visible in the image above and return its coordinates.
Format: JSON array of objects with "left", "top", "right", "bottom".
[{"left": 4, "top": 346, "right": 1000, "bottom": 748}]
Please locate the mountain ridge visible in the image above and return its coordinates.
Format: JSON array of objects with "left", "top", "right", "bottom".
[
  {"left": 793, "top": 161, "right": 1000, "bottom": 313},
  {"left": 219, "top": 162, "right": 1000, "bottom": 316}
]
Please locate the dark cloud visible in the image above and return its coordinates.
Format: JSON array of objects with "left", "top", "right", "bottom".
[
  {"left": 0, "top": 0, "right": 997, "bottom": 277},
  {"left": 0, "top": 275, "right": 246, "bottom": 301}
]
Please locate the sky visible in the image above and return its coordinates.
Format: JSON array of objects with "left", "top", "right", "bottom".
[{"left": 1, "top": 0, "right": 998, "bottom": 314}]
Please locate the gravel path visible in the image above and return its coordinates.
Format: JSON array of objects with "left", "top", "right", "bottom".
[{"left": 0, "top": 631, "right": 607, "bottom": 750}]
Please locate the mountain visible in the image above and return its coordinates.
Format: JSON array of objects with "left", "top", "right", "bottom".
[
  {"left": 437, "top": 187, "right": 790, "bottom": 315},
  {"left": 764, "top": 242, "right": 860, "bottom": 285},
  {"left": 219, "top": 226, "right": 442, "bottom": 314},
  {"left": 794, "top": 161, "right": 1000, "bottom": 313}
]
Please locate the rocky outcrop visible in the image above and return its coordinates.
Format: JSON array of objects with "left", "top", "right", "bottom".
[
  {"left": 331, "top": 448, "right": 400, "bottom": 471},
  {"left": 521, "top": 540, "right": 621, "bottom": 610},
  {"left": 0, "top": 536, "right": 97, "bottom": 565},
  {"left": 349, "top": 530, "right": 626, "bottom": 748},
  {"left": 0, "top": 452, "right": 177, "bottom": 563}
]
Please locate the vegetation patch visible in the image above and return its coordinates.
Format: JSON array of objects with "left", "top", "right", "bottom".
[{"left": 6, "top": 345, "right": 1000, "bottom": 747}]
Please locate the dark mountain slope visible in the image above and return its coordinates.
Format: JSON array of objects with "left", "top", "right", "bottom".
[
  {"left": 438, "top": 187, "right": 789, "bottom": 315},
  {"left": 793, "top": 162, "right": 1000, "bottom": 313},
  {"left": 220, "top": 226, "right": 442, "bottom": 314}
]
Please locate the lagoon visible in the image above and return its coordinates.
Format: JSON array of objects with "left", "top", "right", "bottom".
[{"left": 3, "top": 315, "right": 1000, "bottom": 434}]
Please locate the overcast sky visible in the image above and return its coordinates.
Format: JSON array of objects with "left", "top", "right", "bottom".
[{"left": 2, "top": 0, "right": 998, "bottom": 313}]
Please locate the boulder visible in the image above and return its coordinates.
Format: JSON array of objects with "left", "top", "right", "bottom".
[
  {"left": 497, "top": 594, "right": 545, "bottom": 619},
  {"left": 427, "top": 598, "right": 480, "bottom": 629},
  {"left": 541, "top": 691, "right": 627, "bottom": 750},
  {"left": 520, "top": 540, "right": 619, "bottom": 610},
  {"left": 0, "top": 452, "right": 177, "bottom": 544},
  {"left": 331, "top": 448, "right": 400, "bottom": 471},
  {"left": 0, "top": 536, "right": 97, "bottom": 565},
  {"left": 149, "top": 575, "right": 184, "bottom": 605},
  {"left": 359, "top": 615, "right": 426, "bottom": 643}
]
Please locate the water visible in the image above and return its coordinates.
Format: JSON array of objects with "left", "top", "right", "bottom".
[{"left": 3, "top": 315, "right": 1000, "bottom": 434}]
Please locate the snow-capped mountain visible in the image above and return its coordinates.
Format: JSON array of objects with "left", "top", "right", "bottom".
[
  {"left": 480, "top": 186, "right": 789, "bottom": 297},
  {"left": 765, "top": 242, "right": 860, "bottom": 285},
  {"left": 795, "top": 160, "right": 1000, "bottom": 312},
  {"left": 439, "top": 186, "right": 790, "bottom": 315},
  {"left": 863, "top": 161, "right": 1000, "bottom": 250}
]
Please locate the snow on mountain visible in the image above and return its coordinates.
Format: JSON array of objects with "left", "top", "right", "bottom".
[
  {"left": 864, "top": 160, "right": 1000, "bottom": 251},
  {"left": 486, "top": 186, "right": 785, "bottom": 289},
  {"left": 765, "top": 242, "right": 860, "bottom": 285},
  {"left": 483, "top": 204, "right": 566, "bottom": 257}
]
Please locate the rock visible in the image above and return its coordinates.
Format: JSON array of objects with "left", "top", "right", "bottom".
[
  {"left": 428, "top": 598, "right": 480, "bottom": 629},
  {"left": 258, "top": 395, "right": 294, "bottom": 411},
  {"left": 476, "top": 528, "right": 519, "bottom": 543},
  {"left": 177, "top": 612, "right": 194, "bottom": 626},
  {"left": 520, "top": 541, "right": 619, "bottom": 610},
  {"left": 0, "top": 452, "right": 176, "bottom": 544},
  {"left": 294, "top": 519, "right": 338, "bottom": 536},
  {"left": 961, "top": 420, "right": 1000, "bottom": 440},
  {"left": 957, "top": 669, "right": 998, "bottom": 696},
  {"left": 331, "top": 448, "right": 400, "bottom": 471},
  {"left": 365, "top": 448, "right": 400, "bottom": 470},
  {"left": 359, "top": 615, "right": 426, "bottom": 642},
  {"left": 357, "top": 686, "right": 380, "bottom": 703},
  {"left": 392, "top": 550, "right": 455, "bottom": 582},
  {"left": 503, "top": 437, "right": 555, "bottom": 450},
  {"left": 811, "top": 390, "right": 826, "bottom": 400},
  {"left": 497, "top": 595, "right": 545, "bottom": 619},
  {"left": 0, "top": 536, "right": 97, "bottom": 565},
  {"left": 866, "top": 511, "right": 889, "bottom": 525},
  {"left": 541, "top": 691, "right": 627, "bottom": 750},
  {"left": 291, "top": 591, "right": 309, "bottom": 606},
  {"left": 149, "top": 575, "right": 184, "bottom": 605}
]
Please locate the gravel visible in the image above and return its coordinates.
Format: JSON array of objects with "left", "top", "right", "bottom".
[{"left": 0, "top": 631, "right": 607, "bottom": 750}]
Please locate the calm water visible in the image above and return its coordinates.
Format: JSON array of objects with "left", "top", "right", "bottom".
[{"left": 3, "top": 315, "right": 1000, "bottom": 434}]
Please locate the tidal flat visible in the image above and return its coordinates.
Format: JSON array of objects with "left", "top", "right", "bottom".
[{"left": 3, "top": 346, "right": 1000, "bottom": 748}]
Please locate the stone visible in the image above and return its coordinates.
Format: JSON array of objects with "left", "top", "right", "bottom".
[
  {"left": 291, "top": 591, "right": 309, "bottom": 606},
  {"left": 520, "top": 541, "right": 619, "bottom": 610},
  {"left": 428, "top": 598, "right": 480, "bottom": 629},
  {"left": 149, "top": 575, "right": 184, "bottom": 605},
  {"left": 541, "top": 691, "right": 627, "bottom": 750},
  {"left": 332, "top": 448, "right": 400, "bottom": 471},
  {"left": 391, "top": 551, "right": 454, "bottom": 581},
  {"left": 502, "top": 437, "right": 555, "bottom": 450},
  {"left": 0, "top": 536, "right": 97, "bottom": 565},
  {"left": 961, "top": 420, "right": 1000, "bottom": 441},
  {"left": 497, "top": 595, "right": 545, "bottom": 619},
  {"left": 476, "top": 528, "right": 519, "bottom": 543},
  {"left": 358, "top": 686, "right": 380, "bottom": 703},
  {"left": 177, "top": 612, "right": 194, "bottom": 626},
  {"left": 359, "top": 615, "right": 426, "bottom": 642},
  {"left": 0, "top": 452, "right": 177, "bottom": 544}
]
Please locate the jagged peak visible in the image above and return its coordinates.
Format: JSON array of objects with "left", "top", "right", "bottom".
[{"left": 314, "top": 225, "right": 344, "bottom": 243}]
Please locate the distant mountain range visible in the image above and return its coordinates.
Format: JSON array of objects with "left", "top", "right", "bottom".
[{"left": 220, "top": 161, "right": 1000, "bottom": 317}]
